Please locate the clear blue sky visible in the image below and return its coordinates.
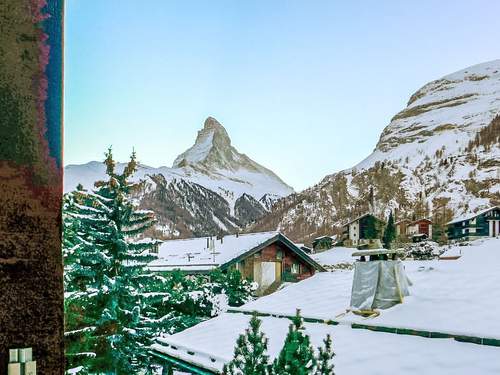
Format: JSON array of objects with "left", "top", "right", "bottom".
[{"left": 64, "top": 0, "right": 500, "bottom": 190}]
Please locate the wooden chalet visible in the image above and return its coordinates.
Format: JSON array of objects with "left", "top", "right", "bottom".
[
  {"left": 447, "top": 206, "right": 500, "bottom": 240},
  {"left": 397, "top": 218, "right": 433, "bottom": 241},
  {"left": 408, "top": 219, "right": 433, "bottom": 240},
  {"left": 311, "top": 235, "right": 335, "bottom": 252},
  {"left": 395, "top": 219, "right": 412, "bottom": 238},
  {"left": 148, "top": 231, "right": 325, "bottom": 294},
  {"left": 342, "top": 213, "right": 386, "bottom": 248}
]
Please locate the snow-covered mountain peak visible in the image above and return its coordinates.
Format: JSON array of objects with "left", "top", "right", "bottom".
[
  {"left": 359, "top": 59, "right": 500, "bottom": 170},
  {"left": 171, "top": 118, "right": 292, "bottom": 193},
  {"left": 64, "top": 117, "right": 294, "bottom": 238},
  {"left": 173, "top": 117, "right": 235, "bottom": 170},
  {"left": 253, "top": 60, "right": 500, "bottom": 243}
]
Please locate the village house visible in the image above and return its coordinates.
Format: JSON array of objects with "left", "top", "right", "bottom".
[
  {"left": 396, "top": 218, "right": 433, "bottom": 241},
  {"left": 342, "top": 213, "right": 385, "bottom": 248},
  {"left": 408, "top": 219, "right": 433, "bottom": 241},
  {"left": 311, "top": 235, "right": 336, "bottom": 252},
  {"left": 447, "top": 206, "right": 500, "bottom": 240},
  {"left": 148, "top": 231, "right": 325, "bottom": 294},
  {"left": 395, "top": 219, "right": 412, "bottom": 238}
]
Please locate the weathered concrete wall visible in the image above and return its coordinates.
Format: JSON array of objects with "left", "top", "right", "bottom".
[{"left": 0, "top": 1, "right": 64, "bottom": 373}]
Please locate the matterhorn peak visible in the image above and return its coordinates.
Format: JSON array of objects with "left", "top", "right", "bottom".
[
  {"left": 203, "top": 116, "right": 225, "bottom": 131},
  {"left": 172, "top": 117, "right": 236, "bottom": 170},
  {"left": 171, "top": 117, "right": 292, "bottom": 189},
  {"left": 198, "top": 116, "right": 232, "bottom": 148}
]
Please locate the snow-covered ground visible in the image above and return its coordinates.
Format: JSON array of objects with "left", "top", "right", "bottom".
[
  {"left": 153, "top": 312, "right": 500, "bottom": 374},
  {"left": 238, "top": 238, "right": 500, "bottom": 339},
  {"left": 153, "top": 237, "right": 500, "bottom": 374},
  {"left": 312, "top": 247, "right": 355, "bottom": 266}
]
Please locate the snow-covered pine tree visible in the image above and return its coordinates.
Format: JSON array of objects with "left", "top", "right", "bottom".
[
  {"left": 223, "top": 313, "right": 271, "bottom": 375},
  {"left": 272, "top": 310, "right": 317, "bottom": 375},
  {"left": 210, "top": 268, "right": 257, "bottom": 307},
  {"left": 315, "top": 334, "right": 335, "bottom": 375},
  {"left": 64, "top": 148, "right": 161, "bottom": 374}
]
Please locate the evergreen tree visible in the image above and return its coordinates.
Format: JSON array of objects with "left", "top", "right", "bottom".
[
  {"left": 272, "top": 310, "right": 317, "bottom": 375},
  {"left": 224, "top": 311, "right": 336, "bottom": 375},
  {"left": 223, "top": 313, "right": 271, "bottom": 375},
  {"left": 383, "top": 211, "right": 396, "bottom": 249},
  {"left": 315, "top": 334, "right": 335, "bottom": 375},
  {"left": 364, "top": 215, "right": 382, "bottom": 239},
  {"left": 210, "top": 268, "right": 256, "bottom": 307},
  {"left": 64, "top": 148, "right": 161, "bottom": 374}
]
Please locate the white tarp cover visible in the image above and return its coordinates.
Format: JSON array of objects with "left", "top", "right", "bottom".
[{"left": 350, "top": 260, "right": 412, "bottom": 310}]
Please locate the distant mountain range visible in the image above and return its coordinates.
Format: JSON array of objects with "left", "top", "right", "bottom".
[
  {"left": 66, "top": 61, "right": 500, "bottom": 244},
  {"left": 252, "top": 60, "right": 500, "bottom": 243},
  {"left": 65, "top": 117, "right": 294, "bottom": 238}
]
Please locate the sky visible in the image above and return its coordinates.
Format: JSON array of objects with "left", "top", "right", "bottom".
[{"left": 64, "top": 0, "right": 500, "bottom": 190}]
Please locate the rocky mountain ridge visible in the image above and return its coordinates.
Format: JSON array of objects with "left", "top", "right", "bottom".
[
  {"left": 253, "top": 60, "right": 500, "bottom": 244},
  {"left": 65, "top": 117, "right": 294, "bottom": 238}
]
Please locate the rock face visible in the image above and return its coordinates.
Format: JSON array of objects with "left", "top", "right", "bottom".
[
  {"left": 65, "top": 117, "right": 294, "bottom": 238},
  {"left": 174, "top": 117, "right": 261, "bottom": 173},
  {"left": 253, "top": 60, "right": 500, "bottom": 244},
  {"left": 234, "top": 193, "right": 268, "bottom": 226}
]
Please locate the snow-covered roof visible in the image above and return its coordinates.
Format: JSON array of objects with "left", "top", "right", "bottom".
[
  {"left": 152, "top": 238, "right": 500, "bottom": 374},
  {"left": 312, "top": 235, "right": 335, "bottom": 241},
  {"left": 151, "top": 312, "right": 500, "bottom": 375},
  {"left": 343, "top": 212, "right": 385, "bottom": 227},
  {"left": 395, "top": 218, "right": 412, "bottom": 224},
  {"left": 411, "top": 218, "right": 432, "bottom": 224},
  {"left": 447, "top": 206, "right": 500, "bottom": 225},
  {"left": 148, "top": 231, "right": 323, "bottom": 272},
  {"left": 312, "top": 247, "right": 355, "bottom": 266}
]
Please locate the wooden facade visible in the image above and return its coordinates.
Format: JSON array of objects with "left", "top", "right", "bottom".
[
  {"left": 395, "top": 219, "right": 411, "bottom": 238},
  {"left": 226, "top": 236, "right": 320, "bottom": 294},
  {"left": 233, "top": 242, "right": 315, "bottom": 288},
  {"left": 342, "top": 214, "right": 385, "bottom": 247},
  {"left": 408, "top": 219, "right": 433, "bottom": 240}
]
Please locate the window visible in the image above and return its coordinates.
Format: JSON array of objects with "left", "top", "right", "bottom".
[
  {"left": 291, "top": 263, "right": 300, "bottom": 274},
  {"left": 276, "top": 250, "right": 283, "bottom": 260}
]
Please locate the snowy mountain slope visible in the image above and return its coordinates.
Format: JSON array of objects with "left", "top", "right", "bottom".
[
  {"left": 65, "top": 117, "right": 294, "bottom": 238},
  {"left": 253, "top": 60, "right": 500, "bottom": 243},
  {"left": 359, "top": 59, "right": 500, "bottom": 169}
]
